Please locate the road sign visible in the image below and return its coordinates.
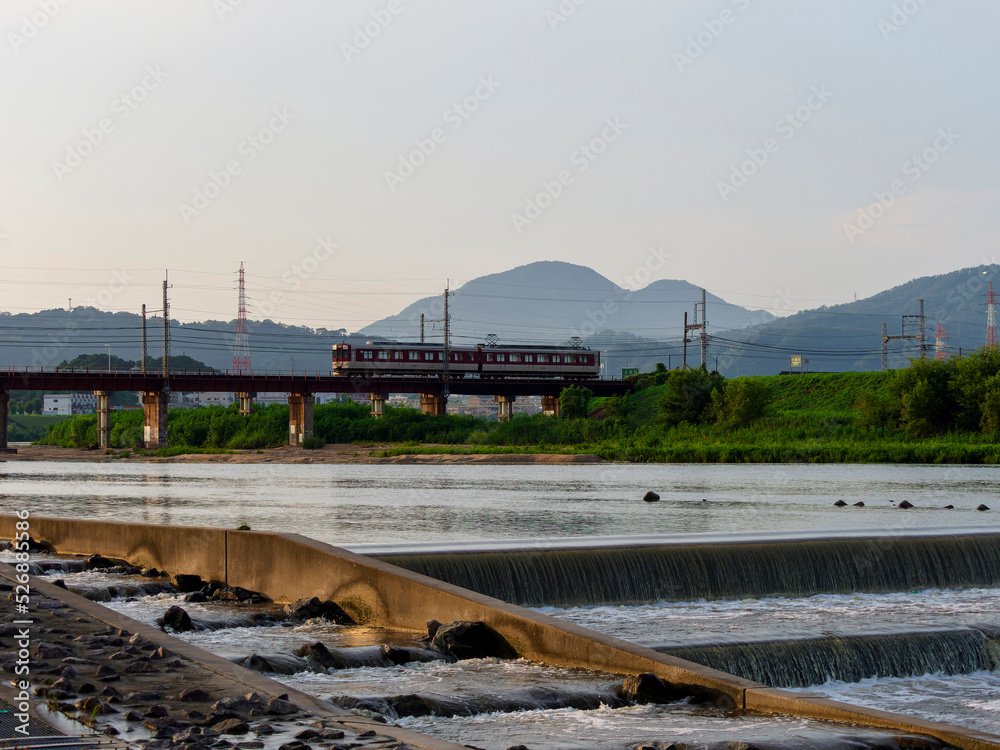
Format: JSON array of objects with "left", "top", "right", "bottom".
[{"left": 622, "top": 368, "right": 640, "bottom": 378}]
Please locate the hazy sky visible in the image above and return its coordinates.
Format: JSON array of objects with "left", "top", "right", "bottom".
[{"left": 2, "top": 1, "right": 998, "bottom": 332}]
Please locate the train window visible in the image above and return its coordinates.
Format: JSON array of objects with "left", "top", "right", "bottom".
[
  {"left": 510, "top": 354, "right": 521, "bottom": 363},
  {"left": 525, "top": 354, "right": 534, "bottom": 363},
  {"left": 538, "top": 354, "right": 549, "bottom": 363},
  {"left": 361, "top": 350, "right": 373, "bottom": 360},
  {"left": 552, "top": 355, "right": 561, "bottom": 363},
  {"left": 393, "top": 351, "right": 402, "bottom": 360},
  {"left": 486, "top": 354, "right": 495, "bottom": 362},
  {"left": 377, "top": 351, "right": 389, "bottom": 360},
  {"left": 408, "top": 351, "right": 420, "bottom": 360},
  {"left": 497, "top": 354, "right": 506, "bottom": 362}
]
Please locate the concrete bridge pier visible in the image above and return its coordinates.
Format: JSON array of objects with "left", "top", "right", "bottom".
[
  {"left": 0, "top": 391, "right": 13, "bottom": 454},
  {"left": 236, "top": 392, "right": 254, "bottom": 416},
  {"left": 142, "top": 391, "right": 169, "bottom": 449},
  {"left": 288, "top": 393, "right": 314, "bottom": 446},
  {"left": 95, "top": 391, "right": 112, "bottom": 449},
  {"left": 370, "top": 394, "right": 385, "bottom": 418},
  {"left": 495, "top": 394, "right": 515, "bottom": 422},
  {"left": 541, "top": 395, "right": 560, "bottom": 417},
  {"left": 420, "top": 394, "right": 447, "bottom": 416}
]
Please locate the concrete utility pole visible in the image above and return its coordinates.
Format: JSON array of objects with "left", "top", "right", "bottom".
[
  {"left": 442, "top": 284, "right": 452, "bottom": 398},
  {"left": 162, "top": 273, "right": 170, "bottom": 378},
  {"left": 141, "top": 304, "right": 147, "bottom": 373},
  {"left": 420, "top": 313, "right": 425, "bottom": 344},
  {"left": 683, "top": 290, "right": 708, "bottom": 369}
]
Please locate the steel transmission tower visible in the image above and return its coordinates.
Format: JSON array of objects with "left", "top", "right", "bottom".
[
  {"left": 987, "top": 282, "right": 998, "bottom": 350},
  {"left": 934, "top": 323, "right": 948, "bottom": 360},
  {"left": 233, "top": 262, "right": 251, "bottom": 373}
]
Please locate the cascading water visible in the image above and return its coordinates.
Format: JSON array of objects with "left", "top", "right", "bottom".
[{"left": 376, "top": 532, "right": 1000, "bottom": 606}]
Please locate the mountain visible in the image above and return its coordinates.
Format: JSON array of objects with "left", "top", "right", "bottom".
[
  {"left": 710, "top": 264, "right": 1000, "bottom": 376},
  {"left": 358, "top": 261, "right": 773, "bottom": 345}
]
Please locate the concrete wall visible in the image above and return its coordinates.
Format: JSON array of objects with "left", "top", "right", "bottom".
[{"left": 4, "top": 515, "right": 999, "bottom": 750}]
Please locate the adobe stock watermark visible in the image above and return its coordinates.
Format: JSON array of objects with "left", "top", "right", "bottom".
[
  {"left": 384, "top": 75, "right": 502, "bottom": 192},
  {"left": 341, "top": 0, "right": 408, "bottom": 63},
  {"left": 510, "top": 117, "right": 627, "bottom": 234},
  {"left": 213, "top": 0, "right": 246, "bottom": 21},
  {"left": 547, "top": 0, "right": 590, "bottom": 31},
  {"left": 772, "top": 287, "right": 800, "bottom": 314},
  {"left": 842, "top": 127, "right": 959, "bottom": 245},
  {"left": 51, "top": 66, "right": 168, "bottom": 183},
  {"left": 878, "top": 0, "right": 932, "bottom": 40},
  {"left": 8, "top": 0, "right": 70, "bottom": 53},
  {"left": 673, "top": 0, "right": 751, "bottom": 73},
  {"left": 717, "top": 85, "right": 833, "bottom": 202},
  {"left": 255, "top": 235, "right": 337, "bottom": 319},
  {"left": 571, "top": 245, "right": 672, "bottom": 338},
  {"left": 178, "top": 107, "right": 294, "bottom": 222}
]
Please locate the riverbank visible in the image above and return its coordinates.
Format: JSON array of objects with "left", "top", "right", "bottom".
[{"left": 2, "top": 443, "right": 605, "bottom": 464}]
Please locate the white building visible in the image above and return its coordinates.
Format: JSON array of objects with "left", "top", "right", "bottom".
[{"left": 43, "top": 393, "right": 98, "bottom": 415}]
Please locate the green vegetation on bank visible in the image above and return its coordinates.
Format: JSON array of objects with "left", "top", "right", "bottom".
[{"left": 36, "top": 348, "right": 1000, "bottom": 463}]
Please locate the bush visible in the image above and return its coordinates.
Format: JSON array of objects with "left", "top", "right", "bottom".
[
  {"left": 710, "top": 377, "right": 770, "bottom": 429},
  {"left": 559, "top": 386, "right": 593, "bottom": 419},
  {"left": 302, "top": 435, "right": 325, "bottom": 450},
  {"left": 657, "top": 367, "right": 724, "bottom": 426}
]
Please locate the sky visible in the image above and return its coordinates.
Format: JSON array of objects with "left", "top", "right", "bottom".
[{"left": 2, "top": 0, "right": 999, "bottom": 333}]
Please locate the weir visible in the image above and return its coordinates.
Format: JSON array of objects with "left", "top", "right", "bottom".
[
  {"left": 359, "top": 528, "right": 1000, "bottom": 607},
  {"left": 657, "top": 627, "right": 999, "bottom": 689},
  {"left": 4, "top": 516, "right": 1000, "bottom": 750}
]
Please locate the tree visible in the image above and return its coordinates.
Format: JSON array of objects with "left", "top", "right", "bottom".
[
  {"left": 710, "top": 377, "right": 770, "bottom": 429},
  {"left": 657, "top": 367, "right": 724, "bottom": 426},
  {"left": 559, "top": 386, "right": 593, "bottom": 419}
]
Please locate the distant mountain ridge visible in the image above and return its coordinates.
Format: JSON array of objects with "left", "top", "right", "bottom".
[{"left": 358, "top": 261, "right": 773, "bottom": 345}]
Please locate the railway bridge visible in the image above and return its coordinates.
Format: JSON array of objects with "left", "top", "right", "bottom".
[{"left": 0, "top": 368, "right": 633, "bottom": 452}]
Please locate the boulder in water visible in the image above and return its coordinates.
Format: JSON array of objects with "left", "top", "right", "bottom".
[
  {"left": 283, "top": 596, "right": 353, "bottom": 624},
  {"left": 173, "top": 574, "right": 204, "bottom": 593},
  {"left": 943, "top": 504, "right": 954, "bottom": 509},
  {"left": 158, "top": 605, "right": 194, "bottom": 633},
  {"left": 618, "top": 673, "right": 687, "bottom": 704},
  {"left": 853, "top": 502, "right": 865, "bottom": 507},
  {"left": 897, "top": 500, "right": 914, "bottom": 509},
  {"left": 833, "top": 500, "right": 847, "bottom": 507},
  {"left": 643, "top": 491, "right": 660, "bottom": 503},
  {"left": 430, "top": 620, "right": 517, "bottom": 660},
  {"left": 978, "top": 504, "right": 990, "bottom": 511}
]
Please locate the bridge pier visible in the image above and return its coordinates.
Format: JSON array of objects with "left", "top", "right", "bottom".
[
  {"left": 95, "top": 391, "right": 111, "bottom": 450},
  {"left": 370, "top": 394, "right": 385, "bottom": 418},
  {"left": 142, "top": 391, "right": 169, "bottom": 450},
  {"left": 288, "top": 393, "right": 314, "bottom": 446},
  {"left": 541, "top": 395, "right": 560, "bottom": 417},
  {"left": 0, "top": 392, "right": 13, "bottom": 454},
  {"left": 420, "top": 394, "right": 447, "bottom": 416},
  {"left": 495, "top": 395, "right": 515, "bottom": 422},
  {"left": 236, "top": 392, "right": 254, "bottom": 416}
]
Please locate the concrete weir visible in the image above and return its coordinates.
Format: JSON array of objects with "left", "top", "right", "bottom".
[{"left": 4, "top": 515, "right": 1000, "bottom": 750}]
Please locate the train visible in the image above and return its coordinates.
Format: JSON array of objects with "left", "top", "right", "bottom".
[{"left": 333, "top": 341, "right": 600, "bottom": 379}]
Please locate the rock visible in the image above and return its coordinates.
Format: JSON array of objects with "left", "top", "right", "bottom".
[
  {"left": 382, "top": 645, "right": 415, "bottom": 665},
  {"left": 141, "top": 568, "right": 161, "bottom": 577},
  {"left": 265, "top": 697, "right": 298, "bottom": 715},
  {"left": 75, "top": 696, "right": 116, "bottom": 714},
  {"left": 898, "top": 500, "right": 914, "bottom": 509},
  {"left": 145, "top": 704, "right": 171, "bottom": 718},
  {"left": 853, "top": 502, "right": 865, "bottom": 507},
  {"left": 386, "top": 693, "right": 434, "bottom": 717},
  {"left": 125, "top": 691, "right": 163, "bottom": 702},
  {"left": 833, "top": 500, "right": 847, "bottom": 507},
  {"left": 283, "top": 596, "right": 353, "bottom": 624},
  {"left": 173, "top": 574, "right": 204, "bottom": 593},
  {"left": 52, "top": 579, "right": 67, "bottom": 589},
  {"left": 618, "top": 673, "right": 688, "bottom": 704},
  {"left": 34, "top": 642, "right": 72, "bottom": 660},
  {"left": 430, "top": 620, "right": 517, "bottom": 660},
  {"left": 943, "top": 504, "right": 955, "bottom": 509},
  {"left": 978, "top": 504, "right": 991, "bottom": 511},
  {"left": 84, "top": 554, "right": 119, "bottom": 570},
  {"left": 184, "top": 591, "right": 208, "bottom": 603},
  {"left": 254, "top": 723, "right": 276, "bottom": 735},
  {"left": 178, "top": 688, "right": 212, "bottom": 702},
  {"left": 294, "top": 728, "right": 321, "bottom": 740},
  {"left": 158, "top": 605, "right": 195, "bottom": 633},
  {"left": 123, "top": 660, "right": 157, "bottom": 674},
  {"left": 296, "top": 642, "right": 340, "bottom": 670},
  {"left": 212, "top": 718, "right": 250, "bottom": 735},
  {"left": 95, "top": 665, "right": 119, "bottom": 682},
  {"left": 425, "top": 620, "right": 442, "bottom": 640},
  {"left": 643, "top": 491, "right": 660, "bottom": 503}
]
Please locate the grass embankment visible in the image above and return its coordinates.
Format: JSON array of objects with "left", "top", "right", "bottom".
[
  {"left": 36, "top": 370, "right": 1000, "bottom": 462},
  {"left": 7, "top": 414, "right": 70, "bottom": 442}
]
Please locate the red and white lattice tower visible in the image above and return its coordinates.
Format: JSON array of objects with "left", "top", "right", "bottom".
[
  {"left": 934, "top": 323, "right": 948, "bottom": 360},
  {"left": 988, "top": 282, "right": 999, "bottom": 350},
  {"left": 233, "top": 262, "right": 251, "bottom": 373}
]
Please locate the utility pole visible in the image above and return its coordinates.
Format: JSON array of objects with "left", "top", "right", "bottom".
[
  {"left": 141, "top": 304, "right": 147, "bottom": 374},
  {"left": 420, "top": 313, "right": 425, "bottom": 344},
  {"left": 442, "top": 283, "right": 452, "bottom": 398},
  {"left": 699, "top": 288, "right": 708, "bottom": 367},
  {"left": 684, "top": 290, "right": 708, "bottom": 369},
  {"left": 987, "top": 282, "right": 998, "bottom": 349},
  {"left": 682, "top": 312, "right": 688, "bottom": 370},
  {"left": 881, "top": 299, "right": 925, "bottom": 371},
  {"left": 162, "top": 273, "right": 170, "bottom": 378}
]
